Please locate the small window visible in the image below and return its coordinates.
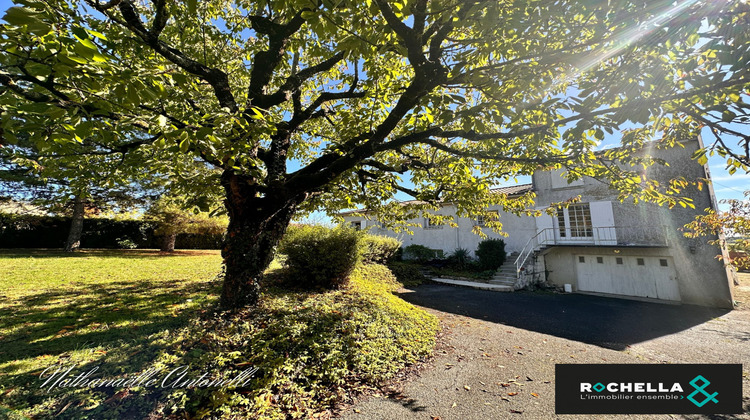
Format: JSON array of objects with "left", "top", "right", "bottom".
[
  {"left": 597, "top": 257, "right": 604, "bottom": 264},
  {"left": 660, "top": 259, "right": 668, "bottom": 267},
  {"left": 350, "top": 221, "right": 362, "bottom": 230},
  {"left": 424, "top": 218, "right": 442, "bottom": 229},
  {"left": 578, "top": 256, "right": 585, "bottom": 263},
  {"left": 616, "top": 257, "right": 623, "bottom": 265},
  {"left": 637, "top": 258, "right": 645, "bottom": 266},
  {"left": 476, "top": 210, "right": 499, "bottom": 227}
]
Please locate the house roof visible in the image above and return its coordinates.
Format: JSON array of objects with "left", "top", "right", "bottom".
[{"left": 339, "top": 183, "right": 533, "bottom": 216}]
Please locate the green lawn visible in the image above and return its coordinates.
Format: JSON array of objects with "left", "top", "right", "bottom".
[
  {"left": 0, "top": 250, "right": 437, "bottom": 419},
  {"left": 0, "top": 250, "right": 223, "bottom": 418}
]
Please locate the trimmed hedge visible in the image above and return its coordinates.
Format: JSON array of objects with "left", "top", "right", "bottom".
[
  {"left": 279, "top": 225, "right": 363, "bottom": 289},
  {"left": 402, "top": 244, "right": 439, "bottom": 262},
  {"left": 0, "top": 213, "right": 223, "bottom": 249},
  {"left": 476, "top": 238, "right": 507, "bottom": 270},
  {"left": 361, "top": 234, "right": 401, "bottom": 264}
]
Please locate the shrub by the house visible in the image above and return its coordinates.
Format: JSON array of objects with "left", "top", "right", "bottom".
[
  {"left": 447, "top": 248, "right": 472, "bottom": 270},
  {"left": 402, "top": 244, "right": 438, "bottom": 262},
  {"left": 361, "top": 234, "right": 401, "bottom": 264},
  {"left": 476, "top": 238, "right": 507, "bottom": 270},
  {"left": 279, "top": 225, "right": 362, "bottom": 289}
]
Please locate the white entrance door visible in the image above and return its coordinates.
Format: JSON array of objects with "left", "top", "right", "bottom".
[{"left": 575, "top": 255, "right": 681, "bottom": 302}]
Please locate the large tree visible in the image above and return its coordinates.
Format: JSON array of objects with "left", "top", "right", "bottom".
[{"left": 1, "top": 0, "right": 749, "bottom": 308}]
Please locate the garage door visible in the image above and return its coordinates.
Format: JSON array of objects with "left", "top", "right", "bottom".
[{"left": 576, "top": 255, "right": 681, "bottom": 301}]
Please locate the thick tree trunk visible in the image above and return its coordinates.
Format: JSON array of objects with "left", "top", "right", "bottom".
[
  {"left": 219, "top": 172, "right": 300, "bottom": 309},
  {"left": 64, "top": 195, "right": 85, "bottom": 252},
  {"left": 160, "top": 233, "right": 177, "bottom": 252}
]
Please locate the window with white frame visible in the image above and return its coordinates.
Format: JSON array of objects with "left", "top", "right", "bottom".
[
  {"left": 556, "top": 203, "right": 593, "bottom": 238},
  {"left": 569, "top": 203, "right": 593, "bottom": 237},
  {"left": 350, "top": 221, "right": 362, "bottom": 230}
]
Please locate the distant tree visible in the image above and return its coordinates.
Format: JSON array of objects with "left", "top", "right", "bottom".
[
  {"left": 0, "top": 131, "right": 155, "bottom": 251},
  {"left": 685, "top": 191, "right": 750, "bottom": 275},
  {"left": 2, "top": 0, "right": 749, "bottom": 308},
  {"left": 145, "top": 196, "right": 227, "bottom": 252}
]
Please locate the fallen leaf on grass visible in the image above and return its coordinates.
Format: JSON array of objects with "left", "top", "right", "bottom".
[
  {"left": 531, "top": 393, "right": 539, "bottom": 397},
  {"left": 463, "top": 385, "right": 471, "bottom": 391},
  {"left": 507, "top": 392, "right": 518, "bottom": 396}
]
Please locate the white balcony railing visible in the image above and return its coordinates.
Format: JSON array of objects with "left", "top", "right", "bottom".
[{"left": 515, "top": 225, "right": 669, "bottom": 276}]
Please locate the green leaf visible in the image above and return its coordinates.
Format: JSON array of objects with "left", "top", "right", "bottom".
[
  {"left": 722, "top": 110, "right": 736, "bottom": 122},
  {"left": 74, "top": 34, "right": 99, "bottom": 51},
  {"left": 3, "top": 7, "right": 50, "bottom": 35},
  {"left": 179, "top": 138, "right": 190, "bottom": 153},
  {"left": 86, "top": 29, "right": 108, "bottom": 41},
  {"left": 3, "top": 6, "right": 39, "bottom": 26},
  {"left": 248, "top": 107, "right": 264, "bottom": 120}
]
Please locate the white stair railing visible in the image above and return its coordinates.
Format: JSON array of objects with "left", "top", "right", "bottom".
[
  {"left": 514, "top": 225, "right": 668, "bottom": 278},
  {"left": 515, "top": 228, "right": 553, "bottom": 276}
]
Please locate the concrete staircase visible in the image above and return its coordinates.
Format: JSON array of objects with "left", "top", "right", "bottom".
[{"left": 488, "top": 252, "right": 519, "bottom": 289}]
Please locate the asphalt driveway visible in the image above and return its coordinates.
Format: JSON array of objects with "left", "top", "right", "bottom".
[
  {"left": 339, "top": 284, "right": 750, "bottom": 419},
  {"left": 398, "top": 284, "right": 734, "bottom": 351}
]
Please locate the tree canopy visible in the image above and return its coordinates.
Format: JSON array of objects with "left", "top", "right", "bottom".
[{"left": 2, "top": 0, "right": 749, "bottom": 307}]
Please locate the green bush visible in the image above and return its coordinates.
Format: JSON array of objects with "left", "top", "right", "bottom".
[
  {"left": 361, "top": 234, "right": 401, "bottom": 264},
  {"left": 402, "top": 244, "right": 438, "bottom": 262},
  {"left": 475, "top": 238, "right": 507, "bottom": 270},
  {"left": 279, "top": 225, "right": 362, "bottom": 289},
  {"left": 448, "top": 248, "right": 472, "bottom": 270},
  {"left": 388, "top": 262, "right": 427, "bottom": 287}
]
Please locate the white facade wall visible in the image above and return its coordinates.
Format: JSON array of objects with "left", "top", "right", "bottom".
[{"left": 344, "top": 204, "right": 536, "bottom": 256}]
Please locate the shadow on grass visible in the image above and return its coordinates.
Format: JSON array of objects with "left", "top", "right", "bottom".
[
  {"left": 397, "top": 284, "right": 730, "bottom": 350},
  {"left": 0, "top": 279, "right": 218, "bottom": 366},
  {"left": 0, "top": 277, "right": 221, "bottom": 419}
]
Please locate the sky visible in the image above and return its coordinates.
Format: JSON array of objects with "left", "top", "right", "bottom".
[{"left": 1, "top": 0, "right": 746, "bottom": 217}]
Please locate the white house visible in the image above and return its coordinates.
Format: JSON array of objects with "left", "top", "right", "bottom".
[{"left": 342, "top": 138, "right": 737, "bottom": 309}]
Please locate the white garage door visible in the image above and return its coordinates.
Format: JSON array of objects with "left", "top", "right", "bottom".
[{"left": 576, "top": 255, "right": 681, "bottom": 302}]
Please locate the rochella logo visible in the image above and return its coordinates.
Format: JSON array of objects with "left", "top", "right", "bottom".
[
  {"left": 580, "top": 374, "right": 720, "bottom": 407},
  {"left": 687, "top": 375, "right": 719, "bottom": 407},
  {"left": 580, "top": 382, "right": 684, "bottom": 393}
]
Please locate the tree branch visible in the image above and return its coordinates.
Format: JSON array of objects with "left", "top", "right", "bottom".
[{"left": 86, "top": 0, "right": 239, "bottom": 111}]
